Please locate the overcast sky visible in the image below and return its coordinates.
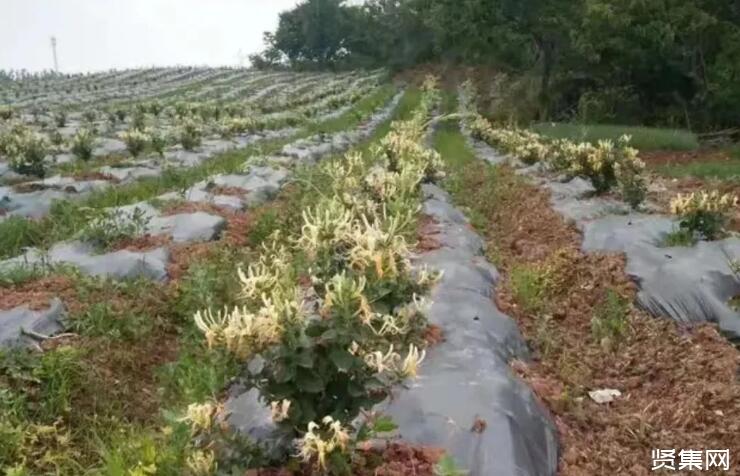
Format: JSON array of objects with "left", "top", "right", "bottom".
[{"left": 0, "top": 0, "right": 303, "bottom": 73}]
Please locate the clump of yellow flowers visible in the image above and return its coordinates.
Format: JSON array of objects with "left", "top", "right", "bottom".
[{"left": 670, "top": 190, "right": 737, "bottom": 239}]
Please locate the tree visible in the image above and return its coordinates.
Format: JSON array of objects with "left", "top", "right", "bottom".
[{"left": 271, "top": 0, "right": 350, "bottom": 69}]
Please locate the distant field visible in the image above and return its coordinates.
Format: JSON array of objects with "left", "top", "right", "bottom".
[{"left": 531, "top": 122, "right": 700, "bottom": 151}]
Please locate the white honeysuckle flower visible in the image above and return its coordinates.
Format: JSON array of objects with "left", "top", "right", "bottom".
[
  {"left": 348, "top": 341, "right": 360, "bottom": 355},
  {"left": 270, "top": 399, "right": 292, "bottom": 422},
  {"left": 186, "top": 449, "right": 216, "bottom": 476},
  {"left": 364, "top": 344, "right": 400, "bottom": 374},
  {"left": 400, "top": 344, "right": 427, "bottom": 379},
  {"left": 179, "top": 402, "right": 216, "bottom": 435},
  {"left": 193, "top": 308, "right": 228, "bottom": 349},
  {"left": 671, "top": 191, "right": 738, "bottom": 216}
]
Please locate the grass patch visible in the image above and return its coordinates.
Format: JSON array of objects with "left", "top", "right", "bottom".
[
  {"left": 433, "top": 93, "right": 499, "bottom": 232},
  {"left": 655, "top": 157, "right": 740, "bottom": 180},
  {"left": 591, "top": 289, "right": 629, "bottom": 346},
  {"left": 661, "top": 228, "right": 697, "bottom": 247},
  {"left": 306, "top": 84, "right": 398, "bottom": 135},
  {"left": 509, "top": 264, "right": 549, "bottom": 314},
  {"left": 0, "top": 216, "right": 45, "bottom": 258},
  {"left": 531, "top": 122, "right": 700, "bottom": 151},
  {"left": 0, "top": 264, "right": 51, "bottom": 287}
]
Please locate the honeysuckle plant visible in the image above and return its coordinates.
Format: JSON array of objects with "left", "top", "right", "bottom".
[
  {"left": 119, "top": 128, "right": 151, "bottom": 157},
  {"left": 70, "top": 127, "right": 97, "bottom": 161},
  {"left": 217, "top": 116, "right": 255, "bottom": 138},
  {"left": 0, "top": 105, "right": 14, "bottom": 121},
  {"left": 53, "top": 110, "right": 67, "bottom": 127},
  {"left": 3, "top": 125, "right": 49, "bottom": 177},
  {"left": 177, "top": 116, "right": 204, "bottom": 150},
  {"left": 461, "top": 79, "right": 648, "bottom": 208},
  {"left": 670, "top": 190, "right": 738, "bottom": 240},
  {"left": 190, "top": 79, "right": 444, "bottom": 472}
]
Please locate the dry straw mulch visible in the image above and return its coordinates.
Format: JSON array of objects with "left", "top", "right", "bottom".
[{"left": 483, "top": 166, "right": 740, "bottom": 475}]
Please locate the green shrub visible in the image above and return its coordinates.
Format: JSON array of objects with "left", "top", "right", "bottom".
[
  {"left": 4, "top": 127, "right": 49, "bottom": 177},
  {"left": 148, "top": 101, "right": 164, "bottom": 117},
  {"left": 53, "top": 110, "right": 67, "bottom": 128},
  {"left": 185, "top": 80, "right": 443, "bottom": 473},
  {"left": 131, "top": 110, "right": 146, "bottom": 130},
  {"left": 119, "top": 128, "right": 151, "bottom": 157},
  {"left": 177, "top": 117, "right": 203, "bottom": 151},
  {"left": 0, "top": 106, "right": 13, "bottom": 121},
  {"left": 70, "top": 128, "right": 96, "bottom": 161},
  {"left": 82, "top": 109, "right": 97, "bottom": 124},
  {"left": 79, "top": 206, "right": 151, "bottom": 250},
  {"left": 670, "top": 191, "right": 737, "bottom": 240},
  {"left": 149, "top": 129, "right": 167, "bottom": 157},
  {"left": 510, "top": 264, "right": 548, "bottom": 314}
]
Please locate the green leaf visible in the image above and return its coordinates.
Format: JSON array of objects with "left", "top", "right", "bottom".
[
  {"left": 434, "top": 455, "right": 468, "bottom": 476},
  {"left": 294, "top": 350, "right": 314, "bottom": 368},
  {"left": 295, "top": 370, "right": 324, "bottom": 393},
  {"left": 347, "top": 380, "right": 365, "bottom": 397},
  {"left": 356, "top": 421, "right": 370, "bottom": 442},
  {"left": 273, "top": 363, "right": 295, "bottom": 384},
  {"left": 319, "top": 329, "right": 338, "bottom": 342},
  {"left": 371, "top": 415, "right": 398, "bottom": 434},
  {"left": 328, "top": 348, "right": 353, "bottom": 371},
  {"left": 327, "top": 450, "right": 352, "bottom": 475}
]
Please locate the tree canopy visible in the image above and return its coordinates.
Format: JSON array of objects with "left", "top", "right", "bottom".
[{"left": 250, "top": 0, "right": 740, "bottom": 129}]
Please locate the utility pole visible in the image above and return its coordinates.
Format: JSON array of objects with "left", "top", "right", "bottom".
[{"left": 50, "top": 36, "right": 59, "bottom": 72}]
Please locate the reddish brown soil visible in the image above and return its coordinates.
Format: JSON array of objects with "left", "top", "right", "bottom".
[
  {"left": 465, "top": 164, "right": 740, "bottom": 475},
  {"left": 167, "top": 242, "right": 217, "bottom": 282},
  {"left": 71, "top": 171, "right": 120, "bottom": 183},
  {"left": 416, "top": 214, "right": 441, "bottom": 251},
  {"left": 208, "top": 185, "right": 248, "bottom": 197},
  {"left": 423, "top": 324, "right": 445, "bottom": 346},
  {"left": 111, "top": 234, "right": 171, "bottom": 252},
  {"left": 82, "top": 331, "right": 180, "bottom": 422},
  {"left": 249, "top": 443, "right": 443, "bottom": 476},
  {"left": 0, "top": 275, "right": 77, "bottom": 311},
  {"left": 640, "top": 148, "right": 731, "bottom": 167},
  {"left": 161, "top": 201, "right": 230, "bottom": 216}
]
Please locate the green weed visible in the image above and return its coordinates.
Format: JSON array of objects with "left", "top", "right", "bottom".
[
  {"left": 71, "top": 303, "right": 153, "bottom": 341},
  {"left": 591, "top": 289, "right": 629, "bottom": 346},
  {"left": 510, "top": 265, "right": 549, "bottom": 314},
  {"left": 662, "top": 228, "right": 697, "bottom": 247},
  {"left": 531, "top": 122, "right": 699, "bottom": 151},
  {"left": 656, "top": 158, "right": 740, "bottom": 180},
  {"left": 249, "top": 209, "right": 281, "bottom": 247},
  {"left": 35, "top": 346, "right": 86, "bottom": 420}
]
